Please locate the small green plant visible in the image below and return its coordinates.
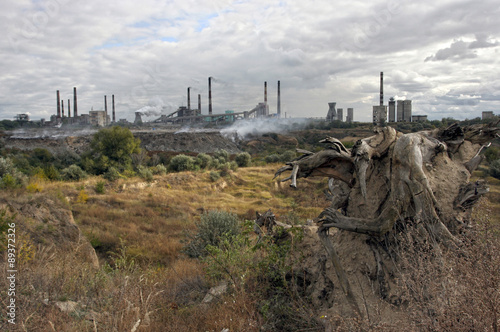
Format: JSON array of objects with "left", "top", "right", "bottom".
[
  {"left": 196, "top": 153, "right": 213, "bottom": 169},
  {"left": 95, "top": 180, "right": 106, "bottom": 194},
  {"left": 76, "top": 190, "right": 88, "bottom": 203},
  {"left": 137, "top": 165, "right": 154, "bottom": 181},
  {"left": 209, "top": 171, "right": 221, "bottom": 182},
  {"left": 235, "top": 152, "right": 252, "bottom": 167},
  {"left": 183, "top": 210, "right": 240, "bottom": 258},
  {"left": 103, "top": 167, "right": 121, "bottom": 182},
  {"left": 61, "top": 164, "right": 88, "bottom": 181},
  {"left": 169, "top": 154, "right": 196, "bottom": 172},
  {"left": 151, "top": 164, "right": 167, "bottom": 175}
]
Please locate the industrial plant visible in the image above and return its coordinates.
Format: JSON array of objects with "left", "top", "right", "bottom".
[{"left": 372, "top": 71, "right": 427, "bottom": 125}]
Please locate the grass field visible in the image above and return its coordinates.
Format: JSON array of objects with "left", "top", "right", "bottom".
[{"left": 1, "top": 163, "right": 498, "bottom": 331}]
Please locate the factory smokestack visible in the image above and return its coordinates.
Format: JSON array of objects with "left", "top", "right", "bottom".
[
  {"left": 264, "top": 81, "right": 267, "bottom": 104},
  {"left": 198, "top": 94, "right": 201, "bottom": 113},
  {"left": 56, "top": 90, "right": 61, "bottom": 118},
  {"left": 68, "top": 99, "right": 71, "bottom": 117},
  {"left": 112, "top": 94, "right": 115, "bottom": 123},
  {"left": 61, "top": 100, "right": 65, "bottom": 118},
  {"left": 187, "top": 87, "right": 191, "bottom": 110},
  {"left": 104, "top": 95, "right": 108, "bottom": 125},
  {"left": 277, "top": 80, "right": 281, "bottom": 118},
  {"left": 208, "top": 77, "right": 213, "bottom": 115},
  {"left": 73, "top": 87, "right": 78, "bottom": 118},
  {"left": 380, "top": 72, "right": 384, "bottom": 106}
]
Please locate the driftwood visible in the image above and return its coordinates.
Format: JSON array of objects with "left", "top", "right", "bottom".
[{"left": 273, "top": 122, "right": 499, "bottom": 313}]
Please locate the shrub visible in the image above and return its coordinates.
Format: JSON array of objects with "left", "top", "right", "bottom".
[
  {"left": 490, "top": 159, "right": 500, "bottom": 179},
  {"left": 95, "top": 180, "right": 106, "bottom": 194},
  {"left": 61, "top": 164, "right": 88, "bottom": 181},
  {"left": 279, "top": 150, "right": 296, "bottom": 163},
  {"left": 103, "top": 167, "right": 121, "bottom": 182},
  {"left": 137, "top": 165, "right": 154, "bottom": 182},
  {"left": 87, "top": 126, "right": 141, "bottom": 173},
  {"left": 0, "top": 157, "right": 27, "bottom": 188},
  {"left": 235, "top": 152, "right": 251, "bottom": 167},
  {"left": 43, "top": 165, "right": 61, "bottom": 181},
  {"left": 183, "top": 210, "right": 240, "bottom": 258},
  {"left": 151, "top": 164, "right": 167, "bottom": 175},
  {"left": 76, "top": 190, "right": 88, "bottom": 203},
  {"left": 196, "top": 153, "right": 212, "bottom": 169},
  {"left": 265, "top": 154, "right": 281, "bottom": 164},
  {"left": 213, "top": 149, "right": 230, "bottom": 163},
  {"left": 484, "top": 146, "right": 500, "bottom": 164},
  {"left": 169, "top": 154, "right": 195, "bottom": 172},
  {"left": 209, "top": 171, "right": 221, "bottom": 182}
]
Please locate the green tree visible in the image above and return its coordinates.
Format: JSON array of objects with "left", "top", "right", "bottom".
[{"left": 86, "top": 126, "right": 141, "bottom": 174}]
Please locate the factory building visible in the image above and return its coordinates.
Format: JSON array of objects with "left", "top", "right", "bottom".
[
  {"left": 397, "top": 100, "right": 412, "bottom": 122},
  {"left": 482, "top": 111, "right": 495, "bottom": 120},
  {"left": 326, "top": 102, "right": 338, "bottom": 121},
  {"left": 346, "top": 108, "right": 354, "bottom": 123},
  {"left": 388, "top": 97, "right": 396, "bottom": 122},
  {"left": 89, "top": 110, "right": 109, "bottom": 127},
  {"left": 337, "top": 108, "right": 343, "bottom": 122},
  {"left": 372, "top": 105, "right": 387, "bottom": 125}
]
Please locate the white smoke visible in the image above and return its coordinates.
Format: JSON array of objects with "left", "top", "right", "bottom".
[
  {"left": 135, "top": 96, "right": 173, "bottom": 117},
  {"left": 220, "top": 117, "right": 312, "bottom": 140},
  {"left": 10, "top": 127, "right": 98, "bottom": 139}
]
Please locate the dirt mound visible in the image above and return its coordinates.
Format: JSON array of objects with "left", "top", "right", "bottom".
[
  {"left": 0, "top": 194, "right": 98, "bottom": 268},
  {"left": 1, "top": 128, "right": 241, "bottom": 155}
]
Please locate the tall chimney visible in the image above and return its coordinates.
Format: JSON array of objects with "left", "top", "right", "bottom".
[
  {"left": 277, "top": 80, "right": 281, "bottom": 117},
  {"left": 112, "top": 94, "right": 115, "bottom": 122},
  {"left": 198, "top": 94, "right": 201, "bottom": 113},
  {"left": 56, "top": 90, "right": 61, "bottom": 118},
  {"left": 380, "top": 71, "right": 384, "bottom": 106},
  {"left": 61, "top": 100, "right": 65, "bottom": 118},
  {"left": 73, "top": 87, "right": 78, "bottom": 118},
  {"left": 208, "top": 77, "right": 213, "bottom": 115},
  {"left": 187, "top": 87, "right": 191, "bottom": 110},
  {"left": 68, "top": 99, "right": 71, "bottom": 117},
  {"left": 104, "top": 95, "right": 108, "bottom": 125},
  {"left": 264, "top": 81, "right": 267, "bottom": 104}
]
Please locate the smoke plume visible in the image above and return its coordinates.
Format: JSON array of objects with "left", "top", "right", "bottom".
[{"left": 135, "top": 96, "right": 172, "bottom": 117}]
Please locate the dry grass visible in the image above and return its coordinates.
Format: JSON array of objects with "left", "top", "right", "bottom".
[{"left": 1, "top": 164, "right": 498, "bottom": 331}]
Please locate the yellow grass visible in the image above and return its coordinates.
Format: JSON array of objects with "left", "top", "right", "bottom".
[{"left": 38, "top": 165, "right": 329, "bottom": 267}]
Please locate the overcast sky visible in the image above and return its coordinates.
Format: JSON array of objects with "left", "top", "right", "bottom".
[{"left": 1, "top": 0, "right": 499, "bottom": 122}]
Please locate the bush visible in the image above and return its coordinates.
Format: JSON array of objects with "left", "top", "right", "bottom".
[
  {"left": 235, "top": 152, "right": 251, "bottom": 167},
  {"left": 95, "top": 180, "right": 106, "bottom": 194},
  {"left": 169, "top": 154, "right": 195, "bottom": 172},
  {"left": 209, "top": 171, "right": 221, "bottom": 182},
  {"left": 151, "top": 164, "right": 167, "bottom": 175},
  {"left": 87, "top": 126, "right": 141, "bottom": 173},
  {"left": 61, "top": 164, "right": 88, "bottom": 181},
  {"left": 279, "top": 150, "right": 296, "bottom": 163},
  {"left": 265, "top": 154, "right": 281, "bottom": 164},
  {"left": 0, "top": 157, "right": 27, "bottom": 188},
  {"left": 196, "top": 153, "right": 212, "bottom": 169},
  {"left": 484, "top": 146, "right": 500, "bottom": 164},
  {"left": 183, "top": 210, "right": 240, "bottom": 258},
  {"left": 103, "top": 167, "right": 121, "bottom": 182},
  {"left": 43, "top": 165, "right": 61, "bottom": 181},
  {"left": 490, "top": 159, "right": 500, "bottom": 179},
  {"left": 137, "top": 165, "right": 154, "bottom": 182},
  {"left": 213, "top": 149, "right": 230, "bottom": 163}
]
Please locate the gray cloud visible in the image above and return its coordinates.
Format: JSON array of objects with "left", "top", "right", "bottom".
[{"left": 1, "top": 0, "right": 500, "bottom": 123}]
